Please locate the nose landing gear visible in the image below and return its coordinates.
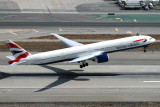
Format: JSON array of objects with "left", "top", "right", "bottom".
[{"left": 144, "top": 45, "right": 148, "bottom": 53}]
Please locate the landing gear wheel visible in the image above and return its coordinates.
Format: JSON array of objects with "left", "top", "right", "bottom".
[
  {"left": 144, "top": 46, "right": 148, "bottom": 53},
  {"left": 79, "top": 62, "right": 89, "bottom": 68},
  {"left": 83, "top": 64, "right": 86, "bottom": 67},
  {"left": 80, "top": 65, "right": 83, "bottom": 68}
]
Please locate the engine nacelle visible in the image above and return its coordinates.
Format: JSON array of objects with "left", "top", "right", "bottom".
[
  {"left": 144, "top": 5, "right": 149, "bottom": 10},
  {"left": 94, "top": 53, "right": 109, "bottom": 63},
  {"left": 149, "top": 3, "right": 154, "bottom": 9}
]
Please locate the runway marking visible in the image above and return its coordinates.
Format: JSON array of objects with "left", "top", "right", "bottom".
[
  {"left": 115, "top": 18, "right": 123, "bottom": 22},
  {"left": 126, "top": 31, "right": 132, "bottom": 34},
  {"left": 59, "top": 28, "right": 63, "bottom": 32},
  {"left": 115, "top": 28, "right": 119, "bottom": 32},
  {"left": 143, "top": 81, "right": 160, "bottom": 83},
  {"left": 134, "top": 19, "right": 137, "bottom": 22},
  {"left": 8, "top": 29, "right": 37, "bottom": 35},
  {"left": 96, "top": 15, "right": 107, "bottom": 19},
  {"left": 9, "top": 31, "right": 17, "bottom": 35},
  {"left": 32, "top": 29, "right": 39, "bottom": 33},
  {"left": 9, "top": 29, "right": 23, "bottom": 32}
]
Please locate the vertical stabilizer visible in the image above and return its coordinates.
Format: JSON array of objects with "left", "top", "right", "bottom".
[{"left": 5, "top": 40, "right": 31, "bottom": 59}]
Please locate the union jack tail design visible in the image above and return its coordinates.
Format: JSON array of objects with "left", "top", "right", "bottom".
[{"left": 5, "top": 40, "right": 31, "bottom": 65}]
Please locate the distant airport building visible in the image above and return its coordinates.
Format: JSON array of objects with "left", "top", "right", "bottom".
[{"left": 116, "top": 0, "right": 160, "bottom": 10}]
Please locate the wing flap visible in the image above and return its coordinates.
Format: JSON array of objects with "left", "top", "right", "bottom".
[{"left": 69, "top": 51, "right": 103, "bottom": 63}]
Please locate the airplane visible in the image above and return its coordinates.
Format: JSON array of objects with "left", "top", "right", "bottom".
[{"left": 5, "top": 33, "right": 155, "bottom": 68}]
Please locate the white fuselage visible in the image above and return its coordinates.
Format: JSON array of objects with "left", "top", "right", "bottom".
[{"left": 22, "top": 35, "right": 155, "bottom": 65}]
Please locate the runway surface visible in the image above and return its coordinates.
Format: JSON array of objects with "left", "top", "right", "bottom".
[
  {"left": 0, "top": 65, "right": 160, "bottom": 102},
  {"left": 0, "top": 52, "right": 160, "bottom": 102},
  {"left": 0, "top": 0, "right": 159, "bottom": 104},
  {"left": 0, "top": 0, "right": 160, "bottom": 102}
]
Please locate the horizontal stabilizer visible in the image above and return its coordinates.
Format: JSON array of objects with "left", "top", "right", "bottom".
[
  {"left": 6, "top": 56, "right": 15, "bottom": 60},
  {"left": 9, "top": 62, "right": 19, "bottom": 66},
  {"left": 9, "top": 60, "right": 26, "bottom": 67}
]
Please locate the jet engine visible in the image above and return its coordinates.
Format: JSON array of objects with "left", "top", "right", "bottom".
[
  {"left": 144, "top": 5, "right": 149, "bottom": 10},
  {"left": 149, "top": 3, "right": 154, "bottom": 9},
  {"left": 93, "top": 53, "right": 109, "bottom": 63}
]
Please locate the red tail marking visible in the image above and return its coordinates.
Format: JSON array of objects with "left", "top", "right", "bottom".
[
  {"left": 7, "top": 43, "right": 22, "bottom": 49},
  {"left": 8, "top": 52, "right": 29, "bottom": 65},
  {"left": 8, "top": 59, "right": 20, "bottom": 64},
  {"left": 16, "top": 52, "right": 29, "bottom": 59}
]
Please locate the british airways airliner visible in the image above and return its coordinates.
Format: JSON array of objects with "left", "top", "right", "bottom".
[{"left": 6, "top": 33, "right": 155, "bottom": 68}]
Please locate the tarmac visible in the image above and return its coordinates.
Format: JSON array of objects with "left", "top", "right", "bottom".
[
  {"left": 0, "top": 0, "right": 159, "bottom": 13},
  {"left": 0, "top": 65, "right": 160, "bottom": 102},
  {"left": 0, "top": 52, "right": 159, "bottom": 102},
  {"left": 0, "top": 25, "right": 159, "bottom": 42},
  {"left": 0, "top": 0, "right": 160, "bottom": 103}
]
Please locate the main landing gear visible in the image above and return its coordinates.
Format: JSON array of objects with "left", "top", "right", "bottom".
[{"left": 79, "top": 62, "right": 89, "bottom": 68}]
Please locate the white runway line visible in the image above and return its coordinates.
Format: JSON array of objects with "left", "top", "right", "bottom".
[
  {"left": 143, "top": 81, "right": 160, "bottom": 83},
  {"left": 9, "top": 31, "right": 17, "bottom": 35},
  {"left": 59, "top": 28, "right": 63, "bottom": 32},
  {"left": 32, "top": 29, "right": 39, "bottom": 32},
  {"left": 115, "top": 28, "right": 119, "bottom": 32}
]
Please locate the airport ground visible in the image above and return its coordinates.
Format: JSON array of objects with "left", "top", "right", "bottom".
[
  {"left": 0, "top": 102, "right": 160, "bottom": 107},
  {"left": 0, "top": 0, "right": 159, "bottom": 14},
  {"left": 0, "top": 26, "right": 160, "bottom": 41},
  {"left": 0, "top": 21, "right": 159, "bottom": 104},
  {"left": 0, "top": 0, "right": 160, "bottom": 105},
  {"left": 0, "top": 22, "right": 160, "bottom": 103}
]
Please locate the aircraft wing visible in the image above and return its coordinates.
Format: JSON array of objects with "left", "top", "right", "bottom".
[
  {"left": 69, "top": 51, "right": 103, "bottom": 63},
  {"left": 51, "top": 33, "right": 83, "bottom": 47}
]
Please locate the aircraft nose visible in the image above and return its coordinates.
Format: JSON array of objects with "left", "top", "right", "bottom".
[{"left": 152, "top": 38, "right": 156, "bottom": 42}]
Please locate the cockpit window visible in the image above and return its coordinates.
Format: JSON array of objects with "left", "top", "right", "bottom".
[{"left": 149, "top": 38, "right": 152, "bottom": 40}]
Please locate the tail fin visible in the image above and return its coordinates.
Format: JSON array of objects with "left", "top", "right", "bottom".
[{"left": 5, "top": 40, "right": 31, "bottom": 60}]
